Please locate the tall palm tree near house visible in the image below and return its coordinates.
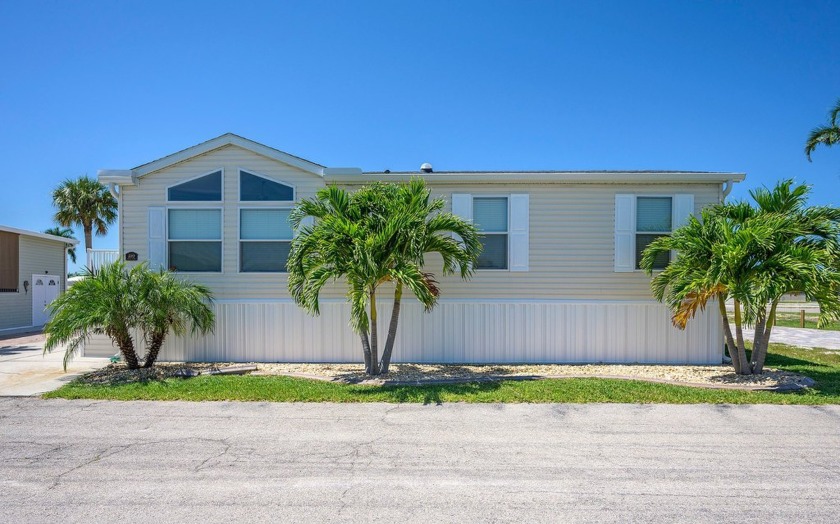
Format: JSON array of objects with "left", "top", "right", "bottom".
[
  {"left": 44, "top": 262, "right": 215, "bottom": 370},
  {"left": 642, "top": 180, "right": 840, "bottom": 375},
  {"left": 44, "top": 226, "right": 78, "bottom": 264},
  {"left": 288, "top": 179, "right": 481, "bottom": 375},
  {"left": 805, "top": 98, "right": 840, "bottom": 161},
  {"left": 52, "top": 176, "right": 117, "bottom": 263}
]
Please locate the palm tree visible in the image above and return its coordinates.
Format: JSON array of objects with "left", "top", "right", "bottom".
[
  {"left": 288, "top": 180, "right": 481, "bottom": 375},
  {"left": 737, "top": 180, "right": 840, "bottom": 373},
  {"left": 642, "top": 180, "right": 840, "bottom": 375},
  {"left": 52, "top": 176, "right": 117, "bottom": 260},
  {"left": 137, "top": 269, "right": 214, "bottom": 368},
  {"left": 44, "top": 262, "right": 215, "bottom": 370},
  {"left": 805, "top": 98, "right": 840, "bottom": 161},
  {"left": 44, "top": 262, "right": 144, "bottom": 370},
  {"left": 44, "top": 226, "right": 77, "bottom": 264},
  {"left": 641, "top": 206, "right": 752, "bottom": 374}
]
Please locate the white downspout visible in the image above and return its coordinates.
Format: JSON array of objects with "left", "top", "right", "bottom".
[{"left": 108, "top": 183, "right": 122, "bottom": 264}]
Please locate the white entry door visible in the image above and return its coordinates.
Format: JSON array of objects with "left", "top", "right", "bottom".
[{"left": 32, "top": 274, "right": 60, "bottom": 327}]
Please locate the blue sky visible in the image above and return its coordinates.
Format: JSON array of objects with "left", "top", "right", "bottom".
[{"left": 1, "top": 1, "right": 838, "bottom": 272}]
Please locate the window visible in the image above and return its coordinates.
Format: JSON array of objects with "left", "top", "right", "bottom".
[
  {"left": 635, "top": 196, "right": 672, "bottom": 269},
  {"left": 240, "top": 171, "right": 294, "bottom": 201},
  {"left": 0, "top": 231, "right": 19, "bottom": 292},
  {"left": 473, "top": 197, "right": 508, "bottom": 270},
  {"left": 168, "top": 171, "right": 222, "bottom": 201},
  {"left": 167, "top": 209, "right": 222, "bottom": 272},
  {"left": 239, "top": 209, "right": 293, "bottom": 272}
]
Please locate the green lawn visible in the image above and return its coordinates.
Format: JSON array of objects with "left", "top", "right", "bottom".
[
  {"left": 770, "top": 312, "right": 840, "bottom": 331},
  {"left": 44, "top": 343, "right": 840, "bottom": 404},
  {"left": 728, "top": 311, "right": 840, "bottom": 331}
]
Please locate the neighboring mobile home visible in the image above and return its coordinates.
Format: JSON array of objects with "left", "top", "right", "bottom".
[
  {"left": 85, "top": 133, "right": 744, "bottom": 364},
  {"left": 0, "top": 225, "right": 77, "bottom": 335}
]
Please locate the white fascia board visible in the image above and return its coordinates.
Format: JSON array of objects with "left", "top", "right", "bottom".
[
  {"left": 131, "top": 133, "right": 326, "bottom": 178},
  {"left": 327, "top": 171, "right": 747, "bottom": 185},
  {"left": 0, "top": 225, "right": 80, "bottom": 245},
  {"left": 97, "top": 169, "right": 137, "bottom": 186}
]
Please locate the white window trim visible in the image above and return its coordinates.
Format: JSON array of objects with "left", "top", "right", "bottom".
[
  {"left": 166, "top": 206, "right": 224, "bottom": 273},
  {"left": 473, "top": 195, "right": 511, "bottom": 272},
  {"left": 634, "top": 194, "right": 674, "bottom": 272},
  {"left": 165, "top": 168, "right": 224, "bottom": 203},
  {"left": 238, "top": 168, "right": 296, "bottom": 203},
  {"left": 237, "top": 206, "right": 295, "bottom": 274}
]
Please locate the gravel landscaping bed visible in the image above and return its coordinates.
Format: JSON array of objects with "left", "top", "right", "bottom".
[{"left": 76, "top": 361, "right": 814, "bottom": 391}]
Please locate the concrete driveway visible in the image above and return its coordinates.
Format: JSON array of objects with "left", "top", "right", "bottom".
[
  {"left": 741, "top": 325, "right": 840, "bottom": 350},
  {"left": 0, "top": 332, "right": 109, "bottom": 396},
  {"left": 1, "top": 399, "right": 838, "bottom": 522}
]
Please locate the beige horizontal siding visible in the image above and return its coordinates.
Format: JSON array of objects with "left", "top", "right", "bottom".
[
  {"left": 343, "top": 181, "right": 722, "bottom": 301},
  {"left": 0, "top": 236, "right": 66, "bottom": 331},
  {"left": 120, "top": 144, "right": 722, "bottom": 301}
]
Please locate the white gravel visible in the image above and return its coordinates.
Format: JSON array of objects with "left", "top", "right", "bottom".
[{"left": 255, "top": 362, "right": 812, "bottom": 389}]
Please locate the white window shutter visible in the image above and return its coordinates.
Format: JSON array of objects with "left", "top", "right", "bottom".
[
  {"left": 148, "top": 207, "right": 166, "bottom": 270},
  {"left": 509, "top": 194, "right": 529, "bottom": 272},
  {"left": 614, "top": 194, "right": 635, "bottom": 272},
  {"left": 673, "top": 194, "right": 695, "bottom": 229}
]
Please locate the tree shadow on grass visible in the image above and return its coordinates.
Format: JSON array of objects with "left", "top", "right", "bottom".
[
  {"left": 352, "top": 380, "right": 506, "bottom": 405},
  {"left": 764, "top": 350, "right": 840, "bottom": 396}
]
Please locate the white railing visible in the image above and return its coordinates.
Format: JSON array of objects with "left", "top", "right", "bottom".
[{"left": 86, "top": 249, "right": 119, "bottom": 272}]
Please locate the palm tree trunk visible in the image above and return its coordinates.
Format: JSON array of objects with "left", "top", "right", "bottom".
[
  {"left": 143, "top": 332, "right": 167, "bottom": 368},
  {"left": 728, "top": 300, "right": 750, "bottom": 375},
  {"left": 112, "top": 329, "right": 139, "bottom": 369},
  {"left": 83, "top": 224, "right": 93, "bottom": 268},
  {"left": 734, "top": 299, "right": 745, "bottom": 353},
  {"left": 380, "top": 283, "right": 403, "bottom": 374},
  {"left": 368, "top": 288, "right": 380, "bottom": 375},
  {"left": 718, "top": 296, "right": 742, "bottom": 374},
  {"left": 752, "top": 300, "right": 778, "bottom": 374},
  {"left": 751, "top": 312, "right": 767, "bottom": 374},
  {"left": 360, "top": 332, "right": 372, "bottom": 374}
]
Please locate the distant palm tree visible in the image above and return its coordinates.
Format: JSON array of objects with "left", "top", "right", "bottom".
[
  {"left": 805, "top": 98, "right": 840, "bottom": 161},
  {"left": 44, "top": 226, "right": 77, "bottom": 264},
  {"left": 51, "top": 176, "right": 117, "bottom": 258}
]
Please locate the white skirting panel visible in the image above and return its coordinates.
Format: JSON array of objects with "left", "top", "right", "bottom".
[{"left": 82, "top": 300, "right": 723, "bottom": 364}]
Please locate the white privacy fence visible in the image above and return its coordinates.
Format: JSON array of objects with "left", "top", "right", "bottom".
[
  {"left": 83, "top": 299, "right": 723, "bottom": 365},
  {"left": 86, "top": 249, "right": 119, "bottom": 272}
]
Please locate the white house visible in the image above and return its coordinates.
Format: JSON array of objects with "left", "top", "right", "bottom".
[
  {"left": 84, "top": 133, "right": 744, "bottom": 364},
  {"left": 0, "top": 225, "right": 78, "bottom": 335}
]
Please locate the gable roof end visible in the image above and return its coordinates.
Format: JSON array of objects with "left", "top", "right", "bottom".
[{"left": 109, "top": 133, "right": 335, "bottom": 181}]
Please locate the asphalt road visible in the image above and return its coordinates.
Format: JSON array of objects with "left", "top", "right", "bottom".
[{"left": 2, "top": 399, "right": 839, "bottom": 523}]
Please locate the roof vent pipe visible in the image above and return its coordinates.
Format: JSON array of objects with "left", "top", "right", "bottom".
[{"left": 420, "top": 163, "right": 433, "bottom": 173}]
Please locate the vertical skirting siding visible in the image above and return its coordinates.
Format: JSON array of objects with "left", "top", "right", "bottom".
[{"left": 83, "top": 300, "right": 722, "bottom": 365}]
